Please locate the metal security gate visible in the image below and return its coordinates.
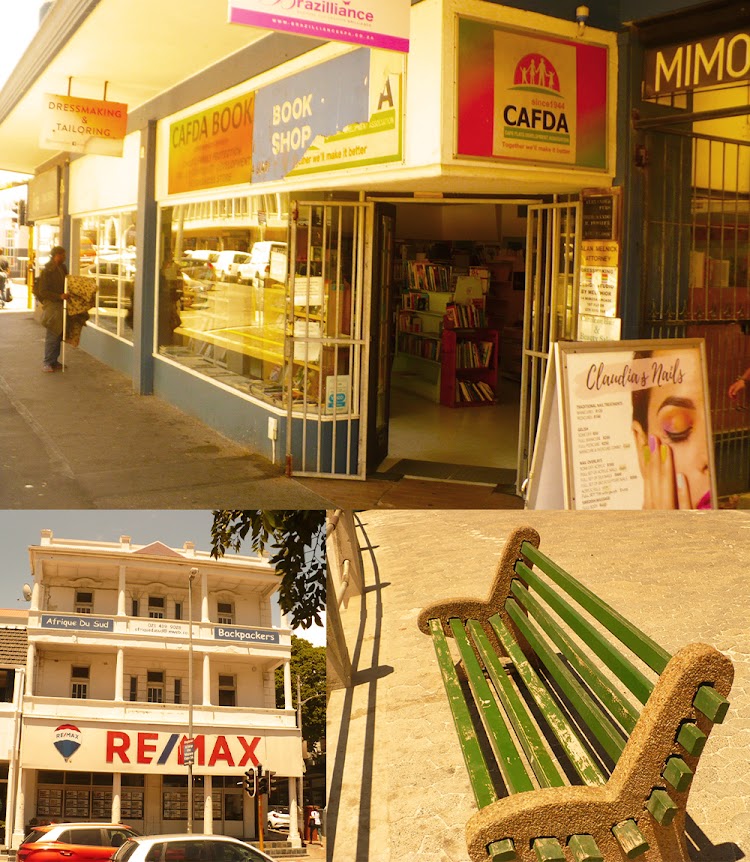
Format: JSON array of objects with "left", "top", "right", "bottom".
[
  {"left": 285, "top": 200, "right": 372, "bottom": 478},
  {"left": 516, "top": 200, "right": 581, "bottom": 495},
  {"left": 641, "top": 128, "right": 750, "bottom": 495}
]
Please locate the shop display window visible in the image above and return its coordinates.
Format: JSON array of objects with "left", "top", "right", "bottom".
[
  {"left": 72, "top": 210, "right": 137, "bottom": 342},
  {"left": 156, "top": 194, "right": 357, "bottom": 413}
]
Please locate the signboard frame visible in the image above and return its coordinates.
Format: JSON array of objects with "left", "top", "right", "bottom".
[{"left": 528, "top": 339, "right": 717, "bottom": 510}]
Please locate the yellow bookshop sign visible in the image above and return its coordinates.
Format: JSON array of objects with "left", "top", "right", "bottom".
[{"left": 168, "top": 94, "right": 255, "bottom": 195}]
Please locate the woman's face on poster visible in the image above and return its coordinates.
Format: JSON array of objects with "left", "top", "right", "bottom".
[{"left": 633, "top": 349, "right": 711, "bottom": 509}]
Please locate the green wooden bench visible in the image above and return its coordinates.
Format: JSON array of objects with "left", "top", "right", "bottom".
[{"left": 417, "top": 526, "right": 733, "bottom": 862}]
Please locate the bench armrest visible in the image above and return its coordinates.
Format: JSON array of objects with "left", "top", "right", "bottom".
[{"left": 417, "top": 526, "right": 540, "bottom": 640}]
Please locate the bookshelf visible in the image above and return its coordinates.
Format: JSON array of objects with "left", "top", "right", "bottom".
[{"left": 440, "top": 328, "right": 499, "bottom": 407}]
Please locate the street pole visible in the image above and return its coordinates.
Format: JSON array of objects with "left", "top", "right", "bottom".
[
  {"left": 296, "top": 673, "right": 304, "bottom": 839},
  {"left": 187, "top": 567, "right": 197, "bottom": 834}
]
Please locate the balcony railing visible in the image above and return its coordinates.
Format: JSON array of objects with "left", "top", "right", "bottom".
[{"left": 22, "top": 695, "right": 298, "bottom": 728}]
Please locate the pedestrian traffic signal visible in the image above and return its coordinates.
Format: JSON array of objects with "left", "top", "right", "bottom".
[{"left": 243, "top": 768, "right": 257, "bottom": 797}]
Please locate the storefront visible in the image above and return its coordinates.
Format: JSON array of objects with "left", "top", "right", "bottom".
[
  {"left": 19, "top": 721, "right": 300, "bottom": 837},
  {"left": 623, "top": 0, "right": 750, "bottom": 495},
  {"left": 20, "top": 0, "right": 618, "bottom": 482}
]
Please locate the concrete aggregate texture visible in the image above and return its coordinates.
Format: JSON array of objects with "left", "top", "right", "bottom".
[{"left": 327, "top": 510, "right": 750, "bottom": 862}]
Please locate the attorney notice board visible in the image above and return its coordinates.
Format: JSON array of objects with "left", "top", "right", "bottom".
[{"left": 527, "top": 339, "right": 717, "bottom": 510}]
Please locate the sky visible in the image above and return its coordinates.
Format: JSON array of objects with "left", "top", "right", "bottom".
[
  {"left": 1, "top": 1, "right": 41, "bottom": 89},
  {"left": 0, "top": 510, "right": 325, "bottom": 647}
]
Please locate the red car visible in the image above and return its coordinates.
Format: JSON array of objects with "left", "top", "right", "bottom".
[{"left": 19, "top": 823, "right": 140, "bottom": 862}]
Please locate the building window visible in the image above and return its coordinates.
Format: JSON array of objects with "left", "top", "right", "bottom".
[
  {"left": 218, "top": 675, "right": 236, "bottom": 707},
  {"left": 75, "top": 591, "right": 93, "bottom": 614},
  {"left": 72, "top": 210, "right": 137, "bottom": 343},
  {"left": 131, "top": 599, "right": 139, "bottom": 616},
  {"left": 71, "top": 666, "right": 89, "bottom": 699},
  {"left": 217, "top": 602, "right": 234, "bottom": 625},
  {"left": 174, "top": 679, "right": 182, "bottom": 705},
  {"left": 174, "top": 602, "right": 182, "bottom": 620},
  {"left": 148, "top": 596, "right": 165, "bottom": 619},
  {"left": 129, "top": 676, "right": 138, "bottom": 702},
  {"left": 147, "top": 671, "right": 165, "bottom": 703}
]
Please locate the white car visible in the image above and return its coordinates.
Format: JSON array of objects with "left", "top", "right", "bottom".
[
  {"left": 266, "top": 808, "right": 290, "bottom": 831},
  {"left": 113, "top": 834, "right": 274, "bottom": 862},
  {"left": 210, "top": 250, "right": 250, "bottom": 283}
]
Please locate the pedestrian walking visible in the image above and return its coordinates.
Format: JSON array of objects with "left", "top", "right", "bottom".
[
  {"left": 35, "top": 246, "right": 69, "bottom": 372},
  {"left": 310, "top": 806, "right": 321, "bottom": 844}
]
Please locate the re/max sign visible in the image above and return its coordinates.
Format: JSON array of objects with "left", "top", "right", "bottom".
[
  {"left": 105, "top": 732, "right": 260, "bottom": 767},
  {"left": 644, "top": 30, "right": 750, "bottom": 96}
]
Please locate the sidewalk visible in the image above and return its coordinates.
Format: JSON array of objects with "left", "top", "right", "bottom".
[
  {"left": 327, "top": 510, "right": 750, "bottom": 862},
  {"left": 0, "top": 309, "right": 525, "bottom": 509},
  {"left": 0, "top": 310, "right": 333, "bottom": 508}
]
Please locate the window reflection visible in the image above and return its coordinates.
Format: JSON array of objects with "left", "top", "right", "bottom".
[
  {"left": 73, "top": 211, "right": 137, "bottom": 342},
  {"left": 157, "top": 194, "right": 291, "bottom": 405}
]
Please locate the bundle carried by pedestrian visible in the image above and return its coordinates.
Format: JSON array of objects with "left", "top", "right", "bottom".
[{"left": 64, "top": 275, "right": 98, "bottom": 346}]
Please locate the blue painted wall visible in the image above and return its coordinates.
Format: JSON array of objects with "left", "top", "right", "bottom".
[
  {"left": 79, "top": 327, "right": 134, "bottom": 378},
  {"left": 153, "top": 359, "right": 282, "bottom": 464}
]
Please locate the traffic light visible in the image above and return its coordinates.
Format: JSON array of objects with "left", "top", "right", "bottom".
[
  {"left": 268, "top": 772, "right": 277, "bottom": 795},
  {"left": 257, "top": 771, "right": 269, "bottom": 796},
  {"left": 243, "top": 767, "right": 257, "bottom": 797}
]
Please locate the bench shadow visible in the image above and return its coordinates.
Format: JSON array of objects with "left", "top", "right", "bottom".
[
  {"left": 326, "top": 514, "right": 393, "bottom": 862},
  {"left": 686, "top": 816, "right": 745, "bottom": 862}
]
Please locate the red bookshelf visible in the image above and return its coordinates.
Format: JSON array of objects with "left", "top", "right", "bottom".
[{"left": 439, "top": 328, "right": 499, "bottom": 407}]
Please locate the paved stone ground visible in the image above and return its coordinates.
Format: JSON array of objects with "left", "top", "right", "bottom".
[{"left": 327, "top": 510, "right": 750, "bottom": 862}]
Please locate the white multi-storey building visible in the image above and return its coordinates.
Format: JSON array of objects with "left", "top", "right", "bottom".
[{"left": 12, "top": 531, "right": 303, "bottom": 848}]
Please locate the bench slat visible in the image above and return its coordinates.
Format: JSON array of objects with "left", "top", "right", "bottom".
[
  {"left": 662, "top": 756, "right": 693, "bottom": 792},
  {"left": 510, "top": 581, "right": 640, "bottom": 734},
  {"left": 428, "top": 619, "right": 498, "bottom": 809},
  {"left": 693, "top": 684, "right": 730, "bottom": 723},
  {"left": 449, "top": 618, "right": 536, "bottom": 796},
  {"left": 467, "top": 619, "right": 566, "bottom": 789},
  {"left": 505, "top": 599, "right": 627, "bottom": 764},
  {"left": 533, "top": 838, "right": 566, "bottom": 862},
  {"left": 611, "top": 820, "right": 649, "bottom": 858},
  {"left": 515, "top": 562, "right": 655, "bottom": 705},
  {"left": 489, "top": 614, "right": 607, "bottom": 787},
  {"left": 519, "top": 543, "right": 672, "bottom": 675},
  {"left": 568, "top": 835, "right": 604, "bottom": 862},
  {"left": 488, "top": 839, "right": 516, "bottom": 861}
]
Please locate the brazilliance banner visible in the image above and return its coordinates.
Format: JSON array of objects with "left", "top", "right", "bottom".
[{"left": 228, "top": 0, "right": 410, "bottom": 53}]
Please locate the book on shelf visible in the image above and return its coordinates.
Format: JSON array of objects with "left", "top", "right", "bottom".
[
  {"left": 456, "top": 339, "right": 494, "bottom": 368},
  {"left": 399, "top": 332, "right": 441, "bottom": 361},
  {"left": 407, "top": 261, "right": 450, "bottom": 292},
  {"left": 456, "top": 379, "right": 495, "bottom": 404},
  {"left": 444, "top": 302, "right": 487, "bottom": 329},
  {"left": 402, "top": 291, "right": 429, "bottom": 311}
]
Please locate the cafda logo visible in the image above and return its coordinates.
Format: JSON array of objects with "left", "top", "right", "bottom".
[{"left": 503, "top": 52, "right": 570, "bottom": 134}]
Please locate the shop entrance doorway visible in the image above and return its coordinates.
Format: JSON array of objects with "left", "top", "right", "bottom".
[{"left": 367, "top": 198, "right": 536, "bottom": 483}]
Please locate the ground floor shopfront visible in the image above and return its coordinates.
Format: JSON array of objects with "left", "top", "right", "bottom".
[
  {"left": 22, "top": 0, "right": 621, "bottom": 490},
  {"left": 11, "top": 721, "right": 303, "bottom": 848}
]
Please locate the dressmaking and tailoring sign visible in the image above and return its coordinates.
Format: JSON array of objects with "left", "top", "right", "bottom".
[
  {"left": 40, "top": 94, "right": 128, "bottom": 156},
  {"left": 21, "top": 720, "right": 303, "bottom": 776},
  {"left": 168, "top": 93, "right": 255, "bottom": 194},
  {"left": 456, "top": 19, "right": 608, "bottom": 169},
  {"left": 252, "top": 48, "right": 403, "bottom": 182},
  {"left": 229, "top": 0, "right": 410, "bottom": 53},
  {"left": 553, "top": 340, "right": 716, "bottom": 510}
]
